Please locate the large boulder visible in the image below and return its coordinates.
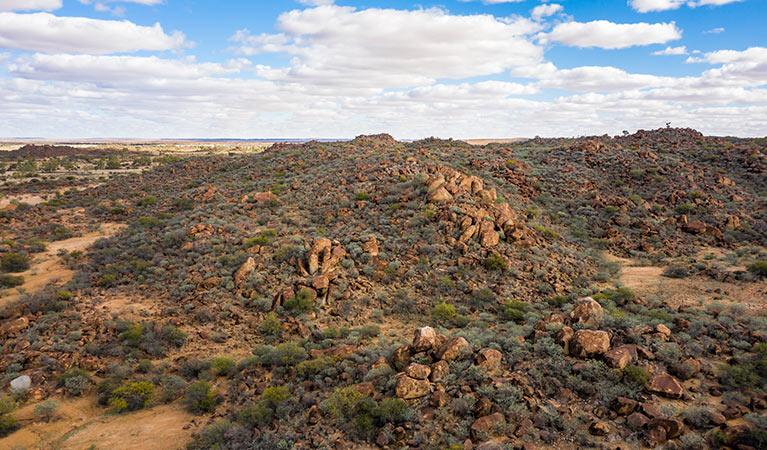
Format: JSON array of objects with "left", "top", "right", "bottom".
[
  {"left": 476, "top": 349, "right": 503, "bottom": 372},
  {"left": 430, "top": 360, "right": 450, "bottom": 382},
  {"left": 0, "top": 317, "right": 29, "bottom": 336},
  {"left": 435, "top": 337, "right": 472, "bottom": 361},
  {"left": 395, "top": 374, "right": 431, "bottom": 399},
  {"left": 405, "top": 363, "right": 431, "bottom": 380},
  {"left": 569, "top": 297, "right": 604, "bottom": 327},
  {"left": 471, "top": 412, "right": 506, "bottom": 440},
  {"left": 10, "top": 375, "right": 31, "bottom": 395},
  {"left": 603, "top": 345, "right": 637, "bottom": 369},
  {"left": 569, "top": 330, "right": 610, "bottom": 358},
  {"left": 233, "top": 257, "right": 256, "bottom": 289},
  {"left": 429, "top": 186, "right": 453, "bottom": 202},
  {"left": 647, "top": 374, "right": 684, "bottom": 399},
  {"left": 479, "top": 221, "right": 499, "bottom": 247},
  {"left": 412, "top": 327, "right": 438, "bottom": 352}
]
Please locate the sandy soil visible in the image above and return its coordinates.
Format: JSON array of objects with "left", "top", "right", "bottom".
[
  {"left": 464, "top": 138, "right": 528, "bottom": 145},
  {"left": 0, "top": 396, "right": 199, "bottom": 450},
  {"left": 0, "top": 223, "right": 126, "bottom": 308},
  {"left": 605, "top": 251, "right": 767, "bottom": 311}
]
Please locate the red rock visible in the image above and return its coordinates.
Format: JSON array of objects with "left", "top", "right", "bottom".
[
  {"left": 476, "top": 349, "right": 502, "bottom": 372},
  {"left": 412, "top": 326, "right": 438, "bottom": 352},
  {"left": 435, "top": 337, "right": 472, "bottom": 361},
  {"left": 471, "top": 412, "right": 506, "bottom": 440},
  {"left": 405, "top": 363, "right": 431, "bottom": 380},
  {"left": 604, "top": 345, "right": 636, "bottom": 369},
  {"left": 430, "top": 390, "right": 450, "bottom": 408},
  {"left": 569, "top": 330, "right": 610, "bottom": 358},
  {"left": 647, "top": 374, "right": 684, "bottom": 399},
  {"left": 569, "top": 297, "right": 604, "bottom": 326},
  {"left": 430, "top": 360, "right": 449, "bottom": 382},
  {"left": 395, "top": 374, "right": 431, "bottom": 399}
]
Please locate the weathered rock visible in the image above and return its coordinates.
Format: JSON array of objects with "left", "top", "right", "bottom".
[
  {"left": 251, "top": 191, "right": 277, "bottom": 204},
  {"left": 395, "top": 374, "right": 431, "bottom": 399},
  {"left": 391, "top": 345, "right": 412, "bottom": 371},
  {"left": 569, "top": 297, "right": 604, "bottom": 327},
  {"left": 436, "top": 337, "right": 472, "bottom": 361},
  {"left": 311, "top": 275, "right": 329, "bottom": 291},
  {"left": 471, "top": 412, "right": 506, "bottom": 440},
  {"left": 412, "top": 327, "right": 438, "bottom": 352},
  {"left": 648, "top": 418, "right": 684, "bottom": 439},
  {"left": 476, "top": 349, "right": 502, "bottom": 372},
  {"left": 555, "top": 326, "right": 574, "bottom": 354},
  {"left": 479, "top": 221, "right": 499, "bottom": 247},
  {"left": 405, "top": 363, "right": 431, "bottom": 380},
  {"left": 0, "top": 317, "right": 29, "bottom": 336},
  {"left": 430, "top": 360, "right": 449, "bottom": 382},
  {"left": 362, "top": 237, "right": 379, "bottom": 257},
  {"left": 604, "top": 345, "right": 636, "bottom": 370},
  {"left": 612, "top": 397, "right": 638, "bottom": 416},
  {"left": 234, "top": 257, "right": 256, "bottom": 289},
  {"left": 627, "top": 412, "right": 649, "bottom": 430},
  {"left": 647, "top": 374, "right": 684, "bottom": 399},
  {"left": 430, "top": 390, "right": 450, "bottom": 408},
  {"left": 589, "top": 421, "right": 610, "bottom": 436},
  {"left": 570, "top": 330, "right": 610, "bottom": 358},
  {"left": 474, "top": 397, "right": 493, "bottom": 417},
  {"left": 10, "top": 375, "right": 31, "bottom": 394},
  {"left": 429, "top": 186, "right": 453, "bottom": 202},
  {"left": 459, "top": 225, "right": 478, "bottom": 243}
]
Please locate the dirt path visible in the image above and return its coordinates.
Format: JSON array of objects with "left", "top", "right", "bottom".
[
  {"left": 0, "top": 223, "right": 126, "bottom": 307},
  {"left": 0, "top": 396, "right": 199, "bottom": 450}
]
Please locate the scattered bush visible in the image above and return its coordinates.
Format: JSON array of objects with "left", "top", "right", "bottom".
[
  {"left": 747, "top": 260, "right": 767, "bottom": 278},
  {"left": 34, "top": 400, "right": 60, "bottom": 422},
  {"left": 431, "top": 302, "right": 457, "bottom": 323},
  {"left": 623, "top": 365, "right": 650, "bottom": 386},
  {"left": 109, "top": 381, "right": 155, "bottom": 412},
  {"left": 57, "top": 368, "right": 92, "bottom": 396},
  {"left": 483, "top": 254, "right": 507, "bottom": 271},
  {"left": 284, "top": 288, "right": 314, "bottom": 313},
  {"left": 1, "top": 253, "right": 30, "bottom": 273},
  {"left": 0, "top": 274, "right": 24, "bottom": 288},
  {"left": 185, "top": 381, "right": 220, "bottom": 414}
]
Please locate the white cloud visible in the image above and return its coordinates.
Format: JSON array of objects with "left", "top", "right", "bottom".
[
  {"left": 7, "top": 54, "right": 250, "bottom": 82},
  {"left": 543, "top": 20, "right": 682, "bottom": 49},
  {"left": 512, "top": 63, "right": 677, "bottom": 92},
  {"left": 231, "top": 6, "right": 543, "bottom": 90},
  {"left": 704, "top": 27, "right": 725, "bottom": 34},
  {"left": 0, "top": 12, "right": 187, "bottom": 54},
  {"left": 296, "top": 0, "right": 334, "bottom": 5},
  {"left": 629, "top": 0, "right": 743, "bottom": 12},
  {"left": 0, "top": 0, "right": 61, "bottom": 11},
  {"left": 531, "top": 3, "right": 563, "bottom": 20},
  {"left": 653, "top": 45, "right": 688, "bottom": 55}
]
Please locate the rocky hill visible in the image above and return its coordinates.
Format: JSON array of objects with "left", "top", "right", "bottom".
[{"left": 0, "top": 129, "right": 766, "bottom": 449}]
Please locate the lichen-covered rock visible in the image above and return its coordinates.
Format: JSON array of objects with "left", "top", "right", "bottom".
[
  {"left": 471, "top": 412, "right": 506, "bottom": 440},
  {"left": 405, "top": 363, "right": 431, "bottom": 380},
  {"left": 603, "top": 345, "right": 637, "bottom": 369},
  {"left": 569, "top": 330, "right": 610, "bottom": 358},
  {"left": 569, "top": 297, "right": 604, "bottom": 327},
  {"left": 647, "top": 374, "right": 684, "bottom": 399},
  {"left": 395, "top": 374, "right": 431, "bottom": 399},
  {"left": 412, "top": 326, "right": 438, "bottom": 352},
  {"left": 233, "top": 257, "right": 256, "bottom": 289},
  {"left": 435, "top": 337, "right": 472, "bottom": 361},
  {"left": 476, "top": 348, "right": 502, "bottom": 372}
]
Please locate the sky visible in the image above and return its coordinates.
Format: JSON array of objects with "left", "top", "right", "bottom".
[{"left": 0, "top": 0, "right": 765, "bottom": 139}]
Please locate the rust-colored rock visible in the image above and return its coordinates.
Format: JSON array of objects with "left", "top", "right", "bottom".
[
  {"left": 570, "top": 330, "right": 610, "bottom": 358},
  {"left": 647, "top": 374, "right": 684, "bottom": 399},
  {"left": 569, "top": 297, "right": 604, "bottom": 327},
  {"left": 429, "top": 186, "right": 453, "bottom": 202},
  {"left": 233, "top": 257, "right": 256, "bottom": 289},
  {"left": 395, "top": 374, "right": 431, "bottom": 399},
  {"left": 435, "top": 337, "right": 472, "bottom": 361},
  {"left": 476, "top": 348, "right": 502, "bottom": 372},
  {"left": 405, "top": 363, "right": 431, "bottom": 380},
  {"left": 604, "top": 345, "right": 636, "bottom": 369},
  {"left": 430, "top": 360, "right": 449, "bottom": 382},
  {"left": 0, "top": 317, "right": 29, "bottom": 336},
  {"left": 412, "top": 326, "right": 438, "bottom": 352},
  {"left": 471, "top": 412, "right": 506, "bottom": 440}
]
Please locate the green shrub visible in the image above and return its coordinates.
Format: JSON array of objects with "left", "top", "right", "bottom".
[
  {"left": 239, "top": 386, "right": 292, "bottom": 427},
  {"left": 97, "top": 273, "right": 116, "bottom": 287},
  {"left": 354, "top": 192, "right": 371, "bottom": 201},
  {"left": 0, "top": 274, "right": 24, "bottom": 288},
  {"left": 57, "top": 368, "right": 92, "bottom": 396},
  {"left": 1, "top": 253, "right": 30, "bottom": 272},
  {"left": 322, "top": 386, "right": 368, "bottom": 423},
  {"left": 503, "top": 300, "right": 527, "bottom": 323},
  {"left": 747, "top": 260, "right": 767, "bottom": 278},
  {"left": 120, "top": 323, "right": 144, "bottom": 347},
  {"left": 185, "top": 381, "right": 220, "bottom": 413},
  {"left": 34, "top": 400, "right": 60, "bottom": 422},
  {"left": 258, "top": 312, "right": 282, "bottom": 337},
  {"left": 138, "top": 195, "right": 158, "bottom": 206},
  {"left": 109, "top": 381, "right": 155, "bottom": 412},
  {"left": 623, "top": 365, "right": 650, "bottom": 386},
  {"left": 211, "top": 357, "right": 237, "bottom": 377},
  {"left": 373, "top": 398, "right": 413, "bottom": 425},
  {"left": 431, "top": 302, "right": 457, "bottom": 323},
  {"left": 272, "top": 342, "right": 307, "bottom": 367},
  {"left": 483, "top": 254, "right": 507, "bottom": 271},
  {"left": 283, "top": 288, "right": 314, "bottom": 313},
  {"left": 296, "top": 358, "right": 329, "bottom": 378},
  {"left": 0, "top": 396, "right": 18, "bottom": 437}
]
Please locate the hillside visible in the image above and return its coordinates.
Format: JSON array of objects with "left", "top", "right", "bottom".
[{"left": 0, "top": 128, "right": 766, "bottom": 450}]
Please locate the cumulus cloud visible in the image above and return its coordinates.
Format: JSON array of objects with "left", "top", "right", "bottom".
[
  {"left": 543, "top": 20, "right": 682, "bottom": 49},
  {"left": 231, "top": 5, "right": 543, "bottom": 90},
  {"left": 296, "top": 0, "right": 334, "bottom": 5},
  {"left": 7, "top": 54, "right": 250, "bottom": 82},
  {"left": 0, "top": 0, "right": 61, "bottom": 11},
  {"left": 653, "top": 46, "right": 688, "bottom": 55},
  {"left": 629, "top": 0, "right": 743, "bottom": 12},
  {"left": 512, "top": 63, "right": 678, "bottom": 92},
  {"left": 531, "top": 4, "right": 563, "bottom": 20},
  {"left": 0, "top": 12, "right": 186, "bottom": 54}
]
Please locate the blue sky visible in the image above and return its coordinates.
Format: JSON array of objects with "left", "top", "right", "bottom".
[{"left": 0, "top": 0, "right": 765, "bottom": 138}]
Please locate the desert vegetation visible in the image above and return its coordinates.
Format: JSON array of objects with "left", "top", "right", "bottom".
[{"left": 0, "top": 128, "right": 766, "bottom": 449}]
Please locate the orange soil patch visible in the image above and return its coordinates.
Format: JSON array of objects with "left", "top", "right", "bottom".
[
  {"left": 0, "top": 194, "right": 46, "bottom": 209},
  {"left": 0, "top": 396, "right": 199, "bottom": 450},
  {"left": 0, "top": 223, "right": 126, "bottom": 307},
  {"left": 605, "top": 251, "right": 767, "bottom": 312}
]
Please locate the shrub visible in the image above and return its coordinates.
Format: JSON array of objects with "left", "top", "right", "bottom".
[
  {"left": 623, "top": 365, "right": 650, "bottom": 386},
  {"left": 373, "top": 398, "right": 413, "bottom": 425},
  {"left": 120, "top": 323, "right": 144, "bottom": 347},
  {"left": 503, "top": 300, "right": 527, "bottom": 323},
  {"left": 663, "top": 264, "right": 689, "bottom": 278},
  {"left": 284, "top": 289, "right": 314, "bottom": 313},
  {"left": 296, "top": 358, "right": 329, "bottom": 378},
  {"left": 1, "top": 253, "right": 30, "bottom": 272},
  {"left": 258, "top": 312, "right": 282, "bottom": 337},
  {"left": 0, "top": 274, "right": 24, "bottom": 288},
  {"left": 679, "top": 433, "right": 706, "bottom": 450},
  {"left": 322, "top": 386, "right": 368, "bottom": 423},
  {"left": 211, "top": 357, "right": 237, "bottom": 377},
  {"left": 0, "top": 396, "right": 18, "bottom": 437},
  {"left": 354, "top": 192, "right": 371, "bottom": 201},
  {"left": 239, "top": 386, "right": 292, "bottom": 427},
  {"left": 138, "top": 195, "right": 158, "bottom": 206},
  {"left": 747, "top": 260, "right": 767, "bottom": 278},
  {"left": 109, "top": 381, "right": 155, "bottom": 412},
  {"left": 431, "top": 302, "right": 457, "bottom": 323},
  {"left": 97, "top": 273, "right": 116, "bottom": 287},
  {"left": 160, "top": 375, "right": 187, "bottom": 403},
  {"left": 472, "top": 287, "right": 496, "bottom": 306},
  {"left": 57, "top": 368, "right": 92, "bottom": 396},
  {"left": 272, "top": 342, "right": 307, "bottom": 367},
  {"left": 34, "top": 400, "right": 60, "bottom": 422},
  {"left": 185, "top": 381, "right": 220, "bottom": 414},
  {"left": 483, "top": 254, "right": 507, "bottom": 271}
]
